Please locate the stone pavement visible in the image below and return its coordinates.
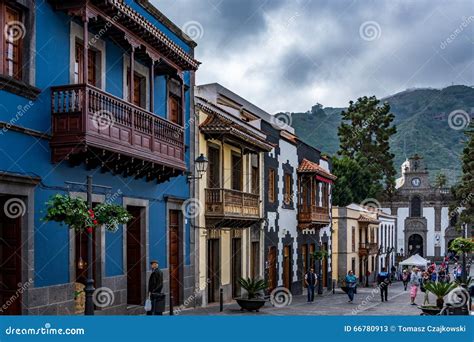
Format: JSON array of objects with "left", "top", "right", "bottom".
[{"left": 178, "top": 281, "right": 437, "bottom": 316}]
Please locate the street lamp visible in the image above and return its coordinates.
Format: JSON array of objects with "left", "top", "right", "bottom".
[{"left": 187, "top": 154, "right": 209, "bottom": 181}]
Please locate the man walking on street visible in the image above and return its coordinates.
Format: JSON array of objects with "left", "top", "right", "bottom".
[
  {"left": 147, "top": 260, "right": 163, "bottom": 315},
  {"left": 305, "top": 267, "right": 318, "bottom": 302},
  {"left": 377, "top": 267, "right": 391, "bottom": 302}
]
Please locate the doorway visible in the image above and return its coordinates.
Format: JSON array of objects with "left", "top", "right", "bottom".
[
  {"left": 169, "top": 210, "right": 182, "bottom": 306},
  {"left": 0, "top": 196, "right": 23, "bottom": 315},
  {"left": 267, "top": 246, "right": 277, "bottom": 292},
  {"left": 207, "top": 238, "right": 220, "bottom": 303},
  {"left": 250, "top": 241, "right": 259, "bottom": 279},
  {"left": 231, "top": 238, "right": 242, "bottom": 298},
  {"left": 283, "top": 245, "right": 291, "bottom": 290},
  {"left": 408, "top": 234, "right": 424, "bottom": 257},
  {"left": 126, "top": 206, "right": 143, "bottom": 305}
]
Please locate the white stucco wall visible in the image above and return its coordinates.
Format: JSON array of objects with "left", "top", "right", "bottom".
[
  {"left": 277, "top": 139, "right": 299, "bottom": 283},
  {"left": 397, "top": 207, "right": 409, "bottom": 253},
  {"left": 424, "top": 207, "right": 435, "bottom": 256}
]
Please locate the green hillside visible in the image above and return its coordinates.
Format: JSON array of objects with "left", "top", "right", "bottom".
[{"left": 290, "top": 85, "right": 474, "bottom": 184}]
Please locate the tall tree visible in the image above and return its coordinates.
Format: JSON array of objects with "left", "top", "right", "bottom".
[
  {"left": 434, "top": 172, "right": 448, "bottom": 188},
  {"left": 450, "top": 123, "right": 473, "bottom": 235},
  {"left": 337, "top": 96, "right": 397, "bottom": 199},
  {"left": 331, "top": 156, "right": 380, "bottom": 206}
]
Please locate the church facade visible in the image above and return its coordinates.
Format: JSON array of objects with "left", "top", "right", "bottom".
[{"left": 381, "top": 155, "right": 462, "bottom": 260}]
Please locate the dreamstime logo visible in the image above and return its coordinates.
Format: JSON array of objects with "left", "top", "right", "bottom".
[
  {"left": 4, "top": 20, "right": 26, "bottom": 42},
  {"left": 445, "top": 286, "right": 470, "bottom": 308},
  {"left": 447, "top": 109, "right": 470, "bottom": 130},
  {"left": 92, "top": 110, "right": 114, "bottom": 131},
  {"left": 182, "top": 21, "right": 204, "bottom": 41},
  {"left": 440, "top": 16, "right": 474, "bottom": 50},
  {"left": 181, "top": 198, "right": 203, "bottom": 219},
  {"left": 360, "top": 198, "right": 381, "bottom": 213},
  {"left": 4, "top": 198, "right": 26, "bottom": 219},
  {"left": 271, "top": 112, "right": 292, "bottom": 129},
  {"left": 270, "top": 287, "right": 293, "bottom": 308},
  {"left": 92, "top": 287, "right": 115, "bottom": 308},
  {"left": 359, "top": 21, "right": 381, "bottom": 41}
]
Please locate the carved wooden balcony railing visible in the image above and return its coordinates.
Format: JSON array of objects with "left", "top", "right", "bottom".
[
  {"left": 205, "top": 188, "right": 261, "bottom": 223},
  {"left": 50, "top": 84, "right": 185, "bottom": 181},
  {"left": 297, "top": 205, "right": 330, "bottom": 226},
  {"left": 358, "top": 243, "right": 378, "bottom": 257}
]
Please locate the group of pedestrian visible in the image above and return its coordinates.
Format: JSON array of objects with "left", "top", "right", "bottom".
[{"left": 342, "top": 267, "right": 391, "bottom": 303}]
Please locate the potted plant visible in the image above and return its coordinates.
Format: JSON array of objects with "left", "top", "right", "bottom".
[
  {"left": 421, "top": 281, "right": 457, "bottom": 311},
  {"left": 236, "top": 277, "right": 267, "bottom": 312},
  {"left": 43, "top": 194, "right": 132, "bottom": 233}
]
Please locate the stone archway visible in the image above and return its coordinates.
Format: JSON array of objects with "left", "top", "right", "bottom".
[{"left": 408, "top": 234, "right": 424, "bottom": 257}]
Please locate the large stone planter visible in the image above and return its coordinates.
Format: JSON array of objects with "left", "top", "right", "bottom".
[{"left": 236, "top": 298, "right": 266, "bottom": 312}]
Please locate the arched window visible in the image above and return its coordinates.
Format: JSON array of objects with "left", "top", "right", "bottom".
[{"left": 411, "top": 195, "right": 422, "bottom": 217}]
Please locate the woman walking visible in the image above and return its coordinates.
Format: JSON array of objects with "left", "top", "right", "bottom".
[
  {"left": 421, "top": 272, "right": 430, "bottom": 305},
  {"left": 402, "top": 269, "right": 409, "bottom": 291},
  {"left": 345, "top": 270, "right": 358, "bottom": 303},
  {"left": 409, "top": 267, "right": 422, "bottom": 305}
]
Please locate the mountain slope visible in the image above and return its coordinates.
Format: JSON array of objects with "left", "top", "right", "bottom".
[{"left": 290, "top": 85, "right": 474, "bottom": 184}]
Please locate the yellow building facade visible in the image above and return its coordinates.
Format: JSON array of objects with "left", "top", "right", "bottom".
[
  {"left": 194, "top": 91, "right": 272, "bottom": 305},
  {"left": 332, "top": 204, "right": 380, "bottom": 285}
]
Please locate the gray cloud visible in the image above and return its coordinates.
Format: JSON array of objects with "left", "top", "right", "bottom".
[{"left": 154, "top": 0, "right": 474, "bottom": 112}]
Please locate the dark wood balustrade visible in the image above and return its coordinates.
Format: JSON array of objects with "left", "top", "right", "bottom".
[
  {"left": 297, "top": 205, "right": 330, "bottom": 225},
  {"left": 358, "top": 242, "right": 378, "bottom": 257},
  {"left": 50, "top": 84, "right": 185, "bottom": 180},
  {"left": 205, "top": 188, "right": 260, "bottom": 220}
]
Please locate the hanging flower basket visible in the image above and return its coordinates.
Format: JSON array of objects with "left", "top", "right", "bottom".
[{"left": 43, "top": 194, "right": 132, "bottom": 233}]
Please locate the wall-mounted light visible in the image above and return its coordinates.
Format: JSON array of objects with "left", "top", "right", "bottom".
[{"left": 187, "top": 153, "right": 208, "bottom": 181}]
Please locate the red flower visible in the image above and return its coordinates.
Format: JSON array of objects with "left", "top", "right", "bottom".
[
  {"left": 86, "top": 227, "right": 93, "bottom": 234},
  {"left": 88, "top": 209, "right": 95, "bottom": 218},
  {"left": 93, "top": 220, "right": 98, "bottom": 225}
]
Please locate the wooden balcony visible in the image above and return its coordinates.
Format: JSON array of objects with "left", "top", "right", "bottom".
[
  {"left": 205, "top": 188, "right": 261, "bottom": 227},
  {"left": 358, "top": 243, "right": 378, "bottom": 257},
  {"left": 297, "top": 205, "right": 330, "bottom": 228},
  {"left": 50, "top": 84, "right": 185, "bottom": 182}
]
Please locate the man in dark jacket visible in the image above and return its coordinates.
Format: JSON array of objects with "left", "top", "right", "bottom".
[
  {"left": 304, "top": 268, "right": 318, "bottom": 302},
  {"left": 377, "top": 267, "right": 391, "bottom": 302},
  {"left": 147, "top": 260, "right": 163, "bottom": 315}
]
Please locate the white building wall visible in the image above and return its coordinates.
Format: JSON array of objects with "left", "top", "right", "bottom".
[
  {"left": 440, "top": 207, "right": 450, "bottom": 255},
  {"left": 424, "top": 207, "right": 435, "bottom": 256},
  {"left": 397, "top": 207, "right": 409, "bottom": 254},
  {"left": 277, "top": 139, "right": 299, "bottom": 284}
]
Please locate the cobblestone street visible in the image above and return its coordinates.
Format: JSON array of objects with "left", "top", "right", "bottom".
[{"left": 179, "top": 281, "right": 440, "bottom": 316}]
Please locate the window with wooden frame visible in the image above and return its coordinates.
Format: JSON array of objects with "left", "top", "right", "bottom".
[
  {"left": 284, "top": 173, "right": 292, "bottom": 205},
  {"left": 351, "top": 227, "right": 356, "bottom": 252},
  {"left": 231, "top": 153, "right": 242, "bottom": 191},
  {"left": 0, "top": 2, "right": 24, "bottom": 80},
  {"left": 251, "top": 154, "right": 259, "bottom": 195},
  {"left": 268, "top": 168, "right": 275, "bottom": 203},
  {"left": 207, "top": 145, "right": 220, "bottom": 188},
  {"left": 321, "top": 182, "right": 328, "bottom": 208},
  {"left": 126, "top": 69, "right": 146, "bottom": 108},
  {"left": 168, "top": 78, "right": 183, "bottom": 125},
  {"left": 74, "top": 41, "right": 101, "bottom": 87}
]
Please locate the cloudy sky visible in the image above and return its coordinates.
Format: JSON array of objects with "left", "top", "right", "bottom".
[{"left": 153, "top": 0, "right": 473, "bottom": 112}]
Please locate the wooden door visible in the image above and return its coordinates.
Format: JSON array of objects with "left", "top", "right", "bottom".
[
  {"left": 126, "top": 206, "right": 143, "bottom": 305},
  {"left": 168, "top": 95, "right": 182, "bottom": 125},
  {"left": 301, "top": 244, "right": 308, "bottom": 288},
  {"left": 207, "top": 239, "right": 220, "bottom": 302},
  {"left": 0, "top": 196, "right": 22, "bottom": 315},
  {"left": 231, "top": 154, "right": 242, "bottom": 191},
  {"left": 267, "top": 246, "right": 277, "bottom": 292},
  {"left": 127, "top": 71, "right": 145, "bottom": 108},
  {"left": 231, "top": 238, "right": 242, "bottom": 298},
  {"left": 250, "top": 241, "right": 259, "bottom": 279},
  {"left": 75, "top": 42, "right": 98, "bottom": 86},
  {"left": 283, "top": 245, "right": 291, "bottom": 290},
  {"left": 322, "top": 242, "right": 328, "bottom": 288},
  {"left": 169, "top": 210, "right": 181, "bottom": 305}
]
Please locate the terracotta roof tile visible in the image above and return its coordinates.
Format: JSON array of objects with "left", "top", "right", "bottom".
[{"left": 297, "top": 158, "right": 337, "bottom": 180}]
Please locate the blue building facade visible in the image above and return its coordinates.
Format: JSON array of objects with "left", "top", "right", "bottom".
[{"left": 0, "top": 0, "right": 198, "bottom": 315}]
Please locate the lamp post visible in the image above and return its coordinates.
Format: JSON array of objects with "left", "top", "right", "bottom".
[
  {"left": 187, "top": 154, "right": 209, "bottom": 181},
  {"left": 84, "top": 175, "right": 95, "bottom": 315}
]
